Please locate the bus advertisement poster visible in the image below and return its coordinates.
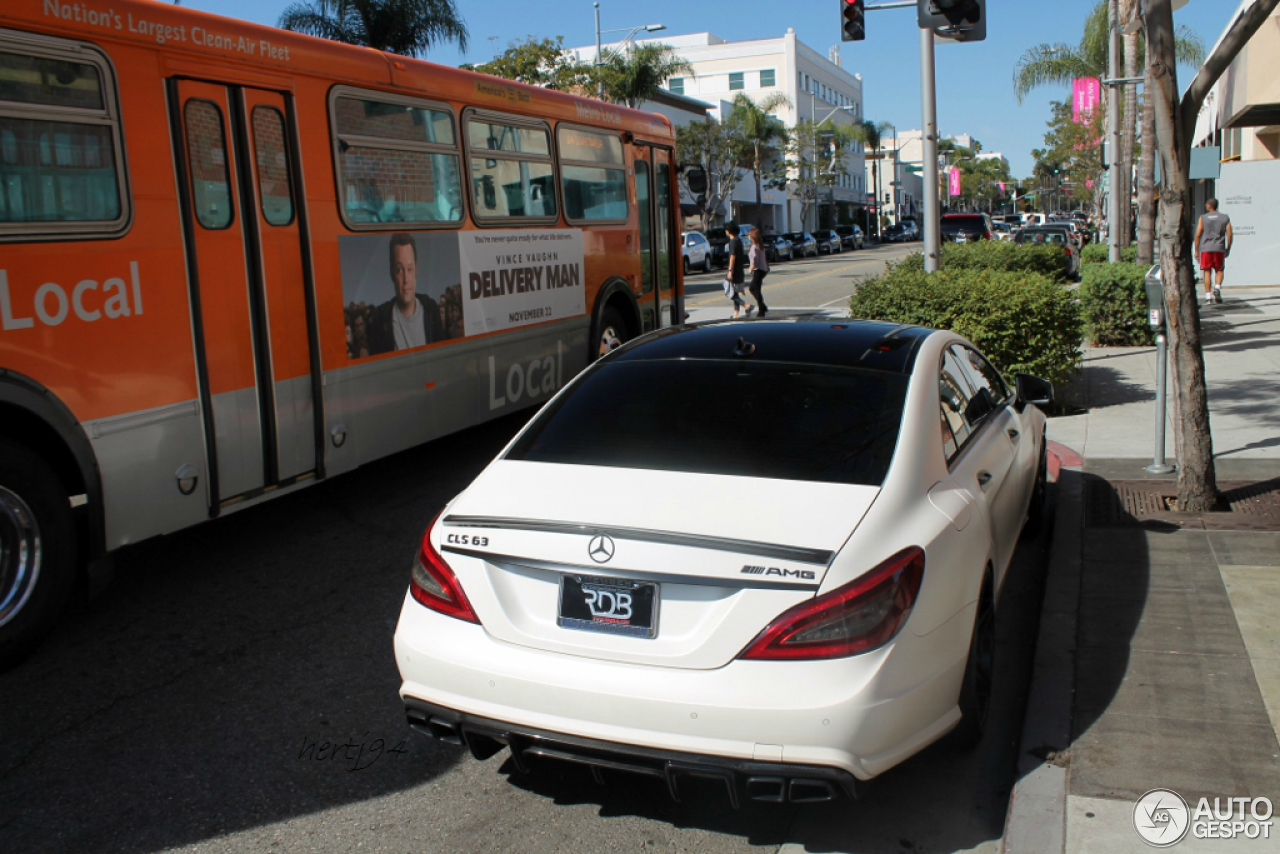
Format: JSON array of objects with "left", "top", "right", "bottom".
[{"left": 458, "top": 229, "right": 585, "bottom": 337}]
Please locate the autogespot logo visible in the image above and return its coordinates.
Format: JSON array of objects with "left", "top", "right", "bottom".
[{"left": 1134, "top": 789, "right": 1191, "bottom": 847}]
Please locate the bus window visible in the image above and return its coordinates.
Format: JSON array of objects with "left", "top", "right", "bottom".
[
  {"left": 557, "top": 126, "right": 625, "bottom": 222},
  {"left": 0, "top": 45, "right": 126, "bottom": 234},
  {"left": 465, "top": 113, "right": 555, "bottom": 222},
  {"left": 331, "top": 90, "right": 463, "bottom": 227},
  {"left": 251, "top": 106, "right": 293, "bottom": 226},
  {"left": 184, "top": 99, "right": 233, "bottom": 230}
]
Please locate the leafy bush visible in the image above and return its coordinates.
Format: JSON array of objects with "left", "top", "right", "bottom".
[
  {"left": 1081, "top": 243, "right": 1138, "bottom": 265},
  {"left": 1080, "top": 262, "right": 1154, "bottom": 346},
  {"left": 890, "top": 241, "right": 1071, "bottom": 282},
  {"left": 849, "top": 264, "right": 1083, "bottom": 389}
]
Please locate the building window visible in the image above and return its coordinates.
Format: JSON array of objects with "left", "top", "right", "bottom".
[
  {"left": 760, "top": 69, "right": 775, "bottom": 88},
  {"left": 729, "top": 72, "right": 744, "bottom": 91},
  {"left": 669, "top": 77, "right": 684, "bottom": 95}
]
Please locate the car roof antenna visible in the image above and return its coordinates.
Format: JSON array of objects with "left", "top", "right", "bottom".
[{"left": 733, "top": 337, "right": 756, "bottom": 358}]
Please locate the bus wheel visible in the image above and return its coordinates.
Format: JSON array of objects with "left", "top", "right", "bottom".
[
  {"left": 597, "top": 306, "right": 628, "bottom": 358},
  {"left": 0, "top": 439, "right": 77, "bottom": 671}
]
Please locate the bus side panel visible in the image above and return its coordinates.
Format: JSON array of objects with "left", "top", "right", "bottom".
[{"left": 321, "top": 320, "right": 588, "bottom": 478}]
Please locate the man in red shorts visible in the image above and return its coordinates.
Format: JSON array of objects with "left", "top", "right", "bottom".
[{"left": 1194, "top": 198, "right": 1233, "bottom": 304}]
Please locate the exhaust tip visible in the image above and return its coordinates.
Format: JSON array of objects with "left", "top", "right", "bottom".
[
  {"left": 789, "top": 778, "right": 838, "bottom": 803},
  {"left": 745, "top": 776, "right": 787, "bottom": 803}
]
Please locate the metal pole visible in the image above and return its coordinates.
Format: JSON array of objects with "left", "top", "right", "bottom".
[
  {"left": 1107, "top": 0, "right": 1121, "bottom": 262},
  {"left": 1146, "top": 332, "right": 1175, "bottom": 474},
  {"left": 920, "top": 27, "right": 940, "bottom": 272},
  {"left": 594, "top": 2, "right": 603, "bottom": 99}
]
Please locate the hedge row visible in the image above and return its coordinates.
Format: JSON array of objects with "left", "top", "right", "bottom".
[
  {"left": 849, "top": 261, "right": 1083, "bottom": 389},
  {"left": 894, "top": 240, "right": 1073, "bottom": 282},
  {"left": 1079, "top": 261, "right": 1155, "bottom": 346},
  {"left": 1081, "top": 243, "right": 1138, "bottom": 265}
]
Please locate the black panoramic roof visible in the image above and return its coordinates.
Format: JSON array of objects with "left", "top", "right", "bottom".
[{"left": 606, "top": 319, "right": 932, "bottom": 374}]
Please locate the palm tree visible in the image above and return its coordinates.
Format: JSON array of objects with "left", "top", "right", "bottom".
[
  {"left": 595, "top": 44, "right": 691, "bottom": 109},
  {"left": 862, "top": 120, "right": 893, "bottom": 239},
  {"left": 727, "top": 92, "right": 791, "bottom": 232},
  {"left": 278, "top": 0, "right": 468, "bottom": 56}
]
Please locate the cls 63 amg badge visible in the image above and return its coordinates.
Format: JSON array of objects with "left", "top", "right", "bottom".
[{"left": 741, "top": 565, "right": 816, "bottom": 580}]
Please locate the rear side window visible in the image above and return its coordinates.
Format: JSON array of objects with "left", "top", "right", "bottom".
[
  {"left": 331, "top": 90, "right": 463, "bottom": 228},
  {"left": 507, "top": 360, "right": 908, "bottom": 486},
  {"left": 557, "top": 125, "right": 625, "bottom": 222},
  {"left": 0, "top": 42, "right": 128, "bottom": 237}
]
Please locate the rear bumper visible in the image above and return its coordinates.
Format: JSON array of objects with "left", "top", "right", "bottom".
[{"left": 405, "top": 697, "right": 860, "bottom": 805}]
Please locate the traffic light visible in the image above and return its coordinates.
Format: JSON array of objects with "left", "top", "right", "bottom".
[
  {"left": 841, "top": 0, "right": 865, "bottom": 42},
  {"left": 917, "top": 0, "right": 986, "bottom": 42}
]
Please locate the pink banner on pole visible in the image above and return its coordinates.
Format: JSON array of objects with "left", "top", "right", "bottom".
[
  {"left": 997, "top": 181, "right": 1006, "bottom": 199},
  {"left": 1073, "top": 77, "right": 1102, "bottom": 123},
  {"left": 949, "top": 168, "right": 962, "bottom": 197}
]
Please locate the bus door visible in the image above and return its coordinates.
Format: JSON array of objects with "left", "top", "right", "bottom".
[
  {"left": 633, "top": 145, "right": 678, "bottom": 333},
  {"left": 170, "top": 79, "right": 318, "bottom": 507}
]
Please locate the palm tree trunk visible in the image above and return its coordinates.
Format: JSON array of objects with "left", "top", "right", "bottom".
[
  {"left": 754, "top": 143, "right": 764, "bottom": 232},
  {"left": 1136, "top": 61, "right": 1157, "bottom": 265}
]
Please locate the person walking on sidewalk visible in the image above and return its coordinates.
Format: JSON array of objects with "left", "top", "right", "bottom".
[
  {"left": 746, "top": 228, "right": 769, "bottom": 318},
  {"left": 724, "top": 223, "right": 751, "bottom": 318},
  {"left": 1195, "top": 198, "right": 1233, "bottom": 304}
]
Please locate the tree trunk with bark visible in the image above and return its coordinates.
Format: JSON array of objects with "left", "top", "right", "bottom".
[
  {"left": 1120, "top": 0, "right": 1139, "bottom": 247},
  {"left": 1137, "top": 60, "right": 1157, "bottom": 265},
  {"left": 1147, "top": 0, "right": 1280, "bottom": 510}
]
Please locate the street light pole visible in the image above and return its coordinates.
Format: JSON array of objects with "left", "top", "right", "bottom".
[
  {"left": 592, "top": 6, "right": 666, "bottom": 101},
  {"left": 920, "top": 26, "right": 941, "bottom": 272}
]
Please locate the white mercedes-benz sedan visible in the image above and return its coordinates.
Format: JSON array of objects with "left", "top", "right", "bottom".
[{"left": 394, "top": 318, "right": 1051, "bottom": 805}]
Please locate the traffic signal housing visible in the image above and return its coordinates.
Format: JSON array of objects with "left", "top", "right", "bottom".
[
  {"left": 917, "top": 0, "right": 986, "bottom": 43},
  {"left": 841, "top": 0, "right": 865, "bottom": 42}
]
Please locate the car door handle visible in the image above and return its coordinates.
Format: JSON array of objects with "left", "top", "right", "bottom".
[
  {"left": 977, "top": 471, "right": 993, "bottom": 487},
  {"left": 1007, "top": 428, "right": 1020, "bottom": 439}
]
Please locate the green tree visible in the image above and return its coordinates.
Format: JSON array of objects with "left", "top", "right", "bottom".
[
  {"left": 1031, "top": 100, "right": 1105, "bottom": 211},
  {"left": 862, "top": 120, "right": 894, "bottom": 239},
  {"left": 463, "top": 36, "right": 592, "bottom": 90},
  {"left": 595, "top": 44, "right": 691, "bottom": 109},
  {"left": 779, "top": 120, "right": 864, "bottom": 230},
  {"left": 675, "top": 118, "right": 748, "bottom": 233},
  {"left": 278, "top": 0, "right": 468, "bottom": 56},
  {"left": 727, "top": 92, "right": 791, "bottom": 232}
]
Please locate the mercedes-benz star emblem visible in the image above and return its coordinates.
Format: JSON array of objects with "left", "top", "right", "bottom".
[{"left": 588, "top": 534, "right": 615, "bottom": 564}]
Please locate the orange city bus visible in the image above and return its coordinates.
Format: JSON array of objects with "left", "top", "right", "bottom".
[{"left": 0, "top": 0, "right": 695, "bottom": 666}]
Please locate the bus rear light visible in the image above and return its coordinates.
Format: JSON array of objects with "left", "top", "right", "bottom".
[
  {"left": 409, "top": 515, "right": 479, "bottom": 624},
  {"left": 738, "top": 547, "right": 925, "bottom": 661}
]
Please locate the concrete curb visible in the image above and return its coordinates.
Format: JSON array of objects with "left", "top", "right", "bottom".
[{"left": 1002, "top": 467, "right": 1084, "bottom": 854}]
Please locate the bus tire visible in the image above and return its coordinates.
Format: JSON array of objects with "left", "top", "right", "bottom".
[
  {"left": 0, "top": 438, "right": 77, "bottom": 671},
  {"left": 597, "top": 305, "right": 628, "bottom": 358}
]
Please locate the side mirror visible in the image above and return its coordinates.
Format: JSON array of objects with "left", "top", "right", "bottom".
[
  {"left": 682, "top": 165, "right": 708, "bottom": 196},
  {"left": 1015, "top": 373, "right": 1054, "bottom": 409}
]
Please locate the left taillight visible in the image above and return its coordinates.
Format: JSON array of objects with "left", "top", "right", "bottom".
[
  {"left": 409, "top": 514, "right": 480, "bottom": 624},
  {"left": 738, "top": 546, "right": 925, "bottom": 661}
]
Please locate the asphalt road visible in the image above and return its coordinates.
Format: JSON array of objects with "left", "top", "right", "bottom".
[{"left": 0, "top": 251, "right": 1052, "bottom": 854}]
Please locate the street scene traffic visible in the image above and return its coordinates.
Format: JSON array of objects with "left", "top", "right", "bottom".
[{"left": 2, "top": 1, "right": 1279, "bottom": 853}]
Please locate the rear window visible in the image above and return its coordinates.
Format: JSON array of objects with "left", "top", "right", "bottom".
[
  {"left": 507, "top": 360, "right": 908, "bottom": 485},
  {"left": 941, "top": 216, "right": 986, "bottom": 232}
]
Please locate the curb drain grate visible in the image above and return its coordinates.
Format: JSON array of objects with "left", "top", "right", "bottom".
[{"left": 1085, "top": 478, "right": 1280, "bottom": 530}]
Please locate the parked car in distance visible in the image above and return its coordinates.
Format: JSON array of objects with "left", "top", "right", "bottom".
[
  {"left": 682, "top": 232, "right": 713, "bottom": 274},
  {"left": 782, "top": 231, "right": 819, "bottom": 257},
  {"left": 834, "top": 224, "right": 864, "bottom": 250},
  {"left": 992, "top": 222, "right": 1015, "bottom": 242},
  {"left": 1015, "top": 227, "right": 1080, "bottom": 278},
  {"left": 814, "top": 230, "right": 843, "bottom": 254},
  {"left": 763, "top": 234, "right": 794, "bottom": 262},
  {"left": 881, "top": 223, "right": 911, "bottom": 243},
  {"left": 940, "top": 213, "right": 994, "bottom": 244},
  {"left": 394, "top": 318, "right": 1053, "bottom": 805}
]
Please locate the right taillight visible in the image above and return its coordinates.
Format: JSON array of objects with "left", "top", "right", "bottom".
[
  {"left": 409, "top": 514, "right": 479, "bottom": 624},
  {"left": 738, "top": 546, "right": 925, "bottom": 661}
]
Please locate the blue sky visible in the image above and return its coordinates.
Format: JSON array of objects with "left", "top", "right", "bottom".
[{"left": 176, "top": 0, "right": 1235, "bottom": 178}]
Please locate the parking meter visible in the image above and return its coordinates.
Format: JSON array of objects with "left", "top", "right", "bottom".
[{"left": 1144, "top": 265, "right": 1165, "bottom": 330}]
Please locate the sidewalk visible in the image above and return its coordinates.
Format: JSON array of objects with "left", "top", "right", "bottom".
[{"left": 1005, "top": 286, "right": 1280, "bottom": 852}]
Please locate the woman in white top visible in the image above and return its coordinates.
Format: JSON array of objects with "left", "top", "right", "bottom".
[{"left": 746, "top": 228, "right": 770, "bottom": 318}]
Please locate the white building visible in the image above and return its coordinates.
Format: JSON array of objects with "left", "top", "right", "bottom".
[{"left": 571, "top": 31, "right": 867, "bottom": 232}]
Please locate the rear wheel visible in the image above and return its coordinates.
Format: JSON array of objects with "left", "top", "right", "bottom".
[
  {"left": 596, "top": 306, "right": 628, "bottom": 358},
  {"left": 952, "top": 575, "right": 995, "bottom": 749},
  {"left": 703, "top": 255, "right": 712, "bottom": 274},
  {"left": 682, "top": 257, "right": 690, "bottom": 275},
  {"left": 0, "top": 439, "right": 77, "bottom": 670}
]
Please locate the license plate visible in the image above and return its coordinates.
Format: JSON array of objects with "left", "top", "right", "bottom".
[{"left": 558, "top": 575, "right": 658, "bottom": 639}]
